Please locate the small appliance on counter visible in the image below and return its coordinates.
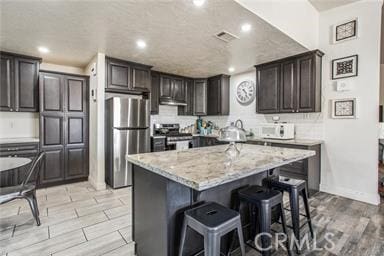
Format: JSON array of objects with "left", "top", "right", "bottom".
[
  {"left": 259, "top": 123, "right": 295, "bottom": 140},
  {"left": 152, "top": 124, "right": 193, "bottom": 151}
]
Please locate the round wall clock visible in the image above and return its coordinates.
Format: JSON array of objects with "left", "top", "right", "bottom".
[{"left": 236, "top": 80, "right": 255, "bottom": 104}]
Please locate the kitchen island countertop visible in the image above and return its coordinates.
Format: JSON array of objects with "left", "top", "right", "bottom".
[{"left": 126, "top": 144, "right": 315, "bottom": 191}]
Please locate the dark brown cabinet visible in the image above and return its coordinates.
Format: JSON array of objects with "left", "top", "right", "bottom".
[
  {"left": 0, "top": 142, "right": 39, "bottom": 187},
  {"left": 193, "top": 79, "right": 207, "bottom": 116},
  {"left": 178, "top": 79, "right": 194, "bottom": 116},
  {"left": 0, "top": 52, "right": 40, "bottom": 112},
  {"left": 150, "top": 72, "right": 160, "bottom": 114},
  {"left": 159, "top": 74, "right": 186, "bottom": 105},
  {"left": 207, "top": 75, "right": 229, "bottom": 115},
  {"left": 39, "top": 72, "right": 89, "bottom": 186},
  {"left": 106, "top": 56, "right": 151, "bottom": 93},
  {"left": 255, "top": 50, "right": 323, "bottom": 114}
]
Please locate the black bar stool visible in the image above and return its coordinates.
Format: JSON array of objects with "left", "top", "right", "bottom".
[
  {"left": 263, "top": 175, "right": 314, "bottom": 251},
  {"left": 179, "top": 202, "right": 245, "bottom": 256},
  {"left": 237, "top": 185, "right": 291, "bottom": 256}
]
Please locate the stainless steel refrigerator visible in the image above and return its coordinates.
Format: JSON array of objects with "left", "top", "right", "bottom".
[{"left": 105, "top": 97, "right": 150, "bottom": 188}]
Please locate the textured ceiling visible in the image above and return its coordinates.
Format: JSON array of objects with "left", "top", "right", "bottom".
[
  {"left": 0, "top": 0, "right": 306, "bottom": 77},
  {"left": 308, "top": 0, "right": 360, "bottom": 12}
]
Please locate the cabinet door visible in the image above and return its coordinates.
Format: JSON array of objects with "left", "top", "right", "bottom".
[
  {"left": 160, "top": 75, "right": 173, "bottom": 99},
  {"left": 106, "top": 58, "right": 131, "bottom": 90},
  {"left": 296, "top": 55, "right": 315, "bottom": 112},
  {"left": 207, "top": 77, "right": 220, "bottom": 115},
  {"left": 66, "top": 76, "right": 87, "bottom": 113},
  {"left": 40, "top": 148, "right": 65, "bottom": 184},
  {"left": 193, "top": 79, "right": 207, "bottom": 116},
  {"left": 0, "top": 55, "right": 14, "bottom": 111},
  {"left": 39, "top": 73, "right": 64, "bottom": 112},
  {"left": 172, "top": 78, "right": 185, "bottom": 102},
  {"left": 220, "top": 75, "right": 230, "bottom": 115},
  {"left": 41, "top": 115, "right": 64, "bottom": 147},
  {"left": 178, "top": 79, "right": 194, "bottom": 115},
  {"left": 15, "top": 58, "right": 39, "bottom": 112},
  {"left": 132, "top": 65, "right": 151, "bottom": 91},
  {"left": 65, "top": 147, "right": 88, "bottom": 179},
  {"left": 256, "top": 64, "right": 280, "bottom": 114},
  {"left": 150, "top": 72, "right": 160, "bottom": 114},
  {"left": 280, "top": 60, "right": 296, "bottom": 113}
]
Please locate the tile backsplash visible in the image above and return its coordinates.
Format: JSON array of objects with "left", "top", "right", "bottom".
[{"left": 150, "top": 105, "right": 324, "bottom": 139}]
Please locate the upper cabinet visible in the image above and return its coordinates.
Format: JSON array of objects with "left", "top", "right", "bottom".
[
  {"left": 150, "top": 72, "right": 160, "bottom": 115},
  {"left": 207, "top": 74, "right": 230, "bottom": 116},
  {"left": 178, "top": 78, "right": 194, "bottom": 116},
  {"left": 159, "top": 73, "right": 186, "bottom": 105},
  {"left": 255, "top": 50, "right": 323, "bottom": 114},
  {"left": 0, "top": 52, "right": 41, "bottom": 112},
  {"left": 105, "top": 56, "right": 152, "bottom": 93},
  {"left": 193, "top": 79, "right": 207, "bottom": 116}
]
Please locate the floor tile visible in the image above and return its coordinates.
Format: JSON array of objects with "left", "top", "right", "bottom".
[
  {"left": 53, "top": 231, "right": 126, "bottom": 256},
  {"left": 104, "top": 205, "right": 131, "bottom": 219},
  {"left": 76, "top": 199, "right": 123, "bottom": 217},
  {"left": 118, "top": 225, "right": 132, "bottom": 243},
  {"left": 102, "top": 242, "right": 135, "bottom": 256},
  {"left": 83, "top": 214, "right": 131, "bottom": 240},
  {"left": 0, "top": 227, "right": 48, "bottom": 255},
  {"left": 49, "top": 211, "right": 108, "bottom": 238},
  {"left": 7, "top": 229, "right": 86, "bottom": 256}
]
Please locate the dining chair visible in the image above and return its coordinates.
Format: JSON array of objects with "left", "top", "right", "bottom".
[{"left": 0, "top": 152, "right": 45, "bottom": 226}]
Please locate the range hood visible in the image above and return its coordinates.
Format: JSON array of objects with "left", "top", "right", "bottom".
[{"left": 160, "top": 98, "right": 187, "bottom": 106}]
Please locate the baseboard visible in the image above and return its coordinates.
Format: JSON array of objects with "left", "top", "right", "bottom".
[
  {"left": 320, "top": 183, "right": 380, "bottom": 205},
  {"left": 88, "top": 176, "right": 107, "bottom": 191}
]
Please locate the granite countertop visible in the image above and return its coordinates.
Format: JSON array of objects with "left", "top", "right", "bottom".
[
  {"left": 126, "top": 144, "right": 315, "bottom": 191},
  {"left": 192, "top": 134, "right": 322, "bottom": 146},
  {"left": 246, "top": 136, "right": 323, "bottom": 146},
  {"left": 0, "top": 137, "right": 40, "bottom": 144}
]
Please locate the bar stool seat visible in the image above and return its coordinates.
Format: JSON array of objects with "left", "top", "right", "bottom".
[
  {"left": 263, "top": 175, "right": 314, "bottom": 253},
  {"left": 237, "top": 185, "right": 291, "bottom": 256},
  {"left": 179, "top": 202, "right": 245, "bottom": 256}
]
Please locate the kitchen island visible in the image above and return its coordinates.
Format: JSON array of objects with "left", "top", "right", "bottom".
[{"left": 126, "top": 144, "right": 315, "bottom": 256}]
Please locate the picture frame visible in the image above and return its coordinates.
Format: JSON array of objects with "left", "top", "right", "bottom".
[
  {"left": 332, "top": 55, "right": 358, "bottom": 80},
  {"left": 331, "top": 98, "right": 357, "bottom": 119},
  {"left": 333, "top": 17, "right": 358, "bottom": 44}
]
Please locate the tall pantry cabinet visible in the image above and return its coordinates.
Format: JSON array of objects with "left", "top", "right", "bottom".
[{"left": 39, "top": 71, "right": 89, "bottom": 185}]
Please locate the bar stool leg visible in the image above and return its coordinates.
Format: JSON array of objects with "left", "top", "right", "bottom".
[
  {"left": 259, "top": 204, "right": 272, "bottom": 256},
  {"left": 236, "top": 221, "right": 246, "bottom": 256},
  {"left": 204, "top": 233, "right": 220, "bottom": 256},
  {"left": 301, "top": 189, "right": 314, "bottom": 239},
  {"left": 279, "top": 203, "right": 292, "bottom": 256},
  {"left": 289, "top": 189, "right": 300, "bottom": 253},
  {"left": 178, "top": 219, "right": 188, "bottom": 256}
]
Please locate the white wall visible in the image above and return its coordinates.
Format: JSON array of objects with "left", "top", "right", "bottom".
[
  {"left": 40, "top": 62, "right": 86, "bottom": 75},
  {"left": 86, "top": 53, "right": 106, "bottom": 190},
  {"left": 0, "top": 112, "right": 39, "bottom": 138},
  {"left": 319, "top": 0, "right": 382, "bottom": 205},
  {"left": 235, "top": 0, "right": 319, "bottom": 49}
]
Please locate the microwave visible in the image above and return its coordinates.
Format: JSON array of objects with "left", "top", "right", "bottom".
[{"left": 260, "top": 123, "right": 295, "bottom": 140}]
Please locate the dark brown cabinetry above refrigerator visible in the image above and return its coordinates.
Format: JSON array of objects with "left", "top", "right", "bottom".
[
  {"left": 255, "top": 50, "right": 323, "bottom": 114},
  {"left": 0, "top": 51, "right": 41, "bottom": 112},
  {"left": 39, "top": 71, "right": 89, "bottom": 186},
  {"left": 105, "top": 56, "right": 152, "bottom": 94},
  {"left": 159, "top": 73, "right": 186, "bottom": 105}
]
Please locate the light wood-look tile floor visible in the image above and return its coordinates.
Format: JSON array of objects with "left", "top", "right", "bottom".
[
  {"left": 0, "top": 182, "right": 134, "bottom": 256},
  {"left": 1, "top": 181, "right": 383, "bottom": 256}
]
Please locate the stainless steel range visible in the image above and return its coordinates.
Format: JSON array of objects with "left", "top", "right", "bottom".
[{"left": 153, "top": 124, "right": 193, "bottom": 150}]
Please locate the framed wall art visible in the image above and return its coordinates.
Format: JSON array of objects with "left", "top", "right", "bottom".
[
  {"left": 333, "top": 18, "right": 358, "bottom": 44},
  {"left": 332, "top": 55, "right": 358, "bottom": 80},
  {"left": 331, "top": 98, "right": 357, "bottom": 119}
]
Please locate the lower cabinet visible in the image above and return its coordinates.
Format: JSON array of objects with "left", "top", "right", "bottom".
[
  {"left": 39, "top": 148, "right": 65, "bottom": 185},
  {"left": 246, "top": 141, "right": 321, "bottom": 196},
  {"left": 192, "top": 136, "right": 227, "bottom": 148},
  {"left": 0, "top": 142, "right": 40, "bottom": 187}
]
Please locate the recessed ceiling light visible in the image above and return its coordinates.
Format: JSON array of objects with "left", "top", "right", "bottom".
[
  {"left": 193, "top": 0, "right": 205, "bottom": 7},
  {"left": 241, "top": 23, "right": 252, "bottom": 32},
  {"left": 136, "top": 40, "right": 147, "bottom": 49},
  {"left": 37, "top": 46, "right": 50, "bottom": 53},
  {"left": 228, "top": 67, "right": 235, "bottom": 73}
]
